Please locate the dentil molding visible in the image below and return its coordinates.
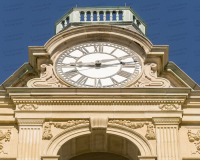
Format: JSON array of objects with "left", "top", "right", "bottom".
[
  {"left": 153, "top": 117, "right": 181, "bottom": 125},
  {"left": 17, "top": 118, "right": 44, "bottom": 125}
]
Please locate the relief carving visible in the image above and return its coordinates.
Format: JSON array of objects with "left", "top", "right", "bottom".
[
  {"left": 42, "top": 123, "right": 53, "bottom": 140},
  {"left": 109, "top": 120, "right": 148, "bottom": 129},
  {"left": 51, "top": 120, "right": 89, "bottom": 129},
  {"left": 27, "top": 64, "right": 67, "bottom": 88},
  {"left": 145, "top": 124, "right": 156, "bottom": 140},
  {"left": 187, "top": 130, "right": 200, "bottom": 154},
  {"left": 159, "top": 103, "right": 180, "bottom": 111},
  {"left": 18, "top": 104, "right": 38, "bottom": 110},
  {"left": 132, "top": 63, "right": 171, "bottom": 88},
  {"left": 0, "top": 129, "right": 11, "bottom": 154}
]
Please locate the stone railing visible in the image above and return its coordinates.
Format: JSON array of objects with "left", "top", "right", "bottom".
[{"left": 55, "top": 7, "right": 147, "bottom": 35}]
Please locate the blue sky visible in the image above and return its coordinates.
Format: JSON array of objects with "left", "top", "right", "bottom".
[{"left": 0, "top": 0, "right": 200, "bottom": 85}]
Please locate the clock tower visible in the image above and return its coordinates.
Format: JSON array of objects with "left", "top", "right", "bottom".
[{"left": 0, "top": 6, "right": 200, "bottom": 160}]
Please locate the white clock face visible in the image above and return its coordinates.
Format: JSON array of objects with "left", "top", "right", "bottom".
[{"left": 55, "top": 42, "right": 143, "bottom": 88}]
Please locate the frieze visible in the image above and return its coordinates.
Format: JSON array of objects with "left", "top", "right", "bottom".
[
  {"left": 18, "top": 104, "right": 38, "bottom": 110},
  {"left": 187, "top": 130, "right": 200, "bottom": 154},
  {"left": 108, "top": 120, "right": 156, "bottom": 140},
  {"left": 50, "top": 120, "right": 89, "bottom": 129},
  {"left": 159, "top": 103, "right": 180, "bottom": 111}
]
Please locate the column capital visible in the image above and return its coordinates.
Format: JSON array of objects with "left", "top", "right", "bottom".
[
  {"left": 153, "top": 117, "right": 181, "bottom": 125},
  {"left": 17, "top": 118, "right": 44, "bottom": 126}
]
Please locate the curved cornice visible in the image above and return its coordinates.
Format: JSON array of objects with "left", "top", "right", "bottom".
[{"left": 44, "top": 25, "right": 153, "bottom": 59}]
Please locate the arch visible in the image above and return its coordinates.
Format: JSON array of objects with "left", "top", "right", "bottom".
[
  {"left": 44, "top": 123, "right": 155, "bottom": 157},
  {"left": 44, "top": 25, "right": 152, "bottom": 61}
]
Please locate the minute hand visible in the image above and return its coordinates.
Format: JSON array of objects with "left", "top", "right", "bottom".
[{"left": 98, "top": 55, "right": 134, "bottom": 63}]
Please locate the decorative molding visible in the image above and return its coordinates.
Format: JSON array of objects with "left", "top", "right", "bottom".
[
  {"left": 14, "top": 100, "right": 183, "bottom": 106},
  {"left": 145, "top": 124, "right": 156, "bottom": 140},
  {"left": 17, "top": 118, "right": 44, "bottom": 126},
  {"left": 18, "top": 103, "right": 38, "bottom": 110},
  {"left": 159, "top": 103, "right": 180, "bottom": 111},
  {"left": 132, "top": 63, "right": 171, "bottom": 88},
  {"left": 187, "top": 130, "right": 200, "bottom": 154},
  {"left": 42, "top": 123, "right": 53, "bottom": 140},
  {"left": 27, "top": 64, "right": 67, "bottom": 88},
  {"left": 0, "top": 141, "right": 7, "bottom": 154},
  {"left": 109, "top": 120, "right": 148, "bottom": 129},
  {"left": 153, "top": 117, "right": 181, "bottom": 125},
  {"left": 51, "top": 120, "right": 89, "bottom": 129}
]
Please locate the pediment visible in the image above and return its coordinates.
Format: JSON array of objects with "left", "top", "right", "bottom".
[{"left": 0, "top": 25, "right": 199, "bottom": 90}]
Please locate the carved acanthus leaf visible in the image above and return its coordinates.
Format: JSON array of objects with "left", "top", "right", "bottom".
[
  {"left": 187, "top": 130, "right": 200, "bottom": 154},
  {"left": 0, "top": 129, "right": 11, "bottom": 155},
  {"left": 131, "top": 63, "right": 171, "bottom": 88},
  {"left": 27, "top": 64, "right": 67, "bottom": 88},
  {"left": 42, "top": 123, "right": 53, "bottom": 140},
  {"left": 51, "top": 120, "right": 89, "bottom": 129},
  {"left": 18, "top": 104, "right": 38, "bottom": 110}
]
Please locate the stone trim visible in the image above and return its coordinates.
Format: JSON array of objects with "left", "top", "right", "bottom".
[
  {"left": 17, "top": 118, "right": 44, "bottom": 125},
  {"left": 153, "top": 117, "right": 181, "bottom": 125}
]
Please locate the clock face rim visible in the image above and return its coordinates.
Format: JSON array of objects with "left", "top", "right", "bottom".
[{"left": 54, "top": 42, "right": 144, "bottom": 88}]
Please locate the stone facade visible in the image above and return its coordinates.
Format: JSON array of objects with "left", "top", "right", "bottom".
[{"left": 0, "top": 6, "right": 200, "bottom": 160}]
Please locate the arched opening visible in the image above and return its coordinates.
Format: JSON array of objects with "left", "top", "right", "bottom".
[{"left": 57, "top": 134, "right": 141, "bottom": 160}]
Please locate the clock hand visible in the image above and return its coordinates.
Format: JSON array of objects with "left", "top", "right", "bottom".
[
  {"left": 96, "top": 55, "right": 134, "bottom": 63},
  {"left": 68, "top": 55, "right": 135, "bottom": 66}
]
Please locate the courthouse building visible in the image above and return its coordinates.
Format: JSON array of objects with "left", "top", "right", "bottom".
[{"left": 0, "top": 6, "right": 200, "bottom": 160}]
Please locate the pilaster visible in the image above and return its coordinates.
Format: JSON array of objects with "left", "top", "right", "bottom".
[
  {"left": 17, "top": 118, "right": 44, "bottom": 160},
  {"left": 153, "top": 117, "right": 181, "bottom": 160}
]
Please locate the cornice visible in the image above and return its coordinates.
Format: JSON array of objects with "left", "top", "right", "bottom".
[{"left": 153, "top": 117, "right": 181, "bottom": 125}]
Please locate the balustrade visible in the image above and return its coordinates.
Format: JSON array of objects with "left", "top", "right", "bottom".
[{"left": 55, "top": 7, "right": 146, "bottom": 35}]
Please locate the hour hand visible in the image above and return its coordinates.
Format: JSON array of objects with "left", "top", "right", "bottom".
[
  {"left": 69, "top": 61, "right": 95, "bottom": 66},
  {"left": 98, "top": 55, "right": 134, "bottom": 63}
]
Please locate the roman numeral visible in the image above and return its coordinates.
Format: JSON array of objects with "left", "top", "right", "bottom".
[
  {"left": 111, "top": 78, "right": 118, "bottom": 85},
  {"left": 79, "top": 47, "right": 89, "bottom": 55},
  {"left": 76, "top": 76, "right": 88, "bottom": 85},
  {"left": 117, "top": 70, "right": 132, "bottom": 78},
  {"left": 65, "top": 54, "right": 79, "bottom": 60},
  {"left": 94, "top": 44, "right": 103, "bottom": 52},
  {"left": 94, "top": 79, "right": 102, "bottom": 87},
  {"left": 65, "top": 69, "right": 79, "bottom": 78},
  {"left": 122, "top": 63, "right": 136, "bottom": 68},
  {"left": 110, "top": 48, "right": 117, "bottom": 54}
]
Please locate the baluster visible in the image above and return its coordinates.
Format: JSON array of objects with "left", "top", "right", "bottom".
[
  {"left": 110, "top": 11, "right": 113, "bottom": 21},
  {"left": 84, "top": 12, "right": 87, "bottom": 21},
  {"left": 116, "top": 11, "right": 119, "bottom": 21},
  {"left": 97, "top": 11, "right": 100, "bottom": 21},
  {"left": 91, "top": 12, "right": 93, "bottom": 21},
  {"left": 103, "top": 11, "right": 106, "bottom": 21}
]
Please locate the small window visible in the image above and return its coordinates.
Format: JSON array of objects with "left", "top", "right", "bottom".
[
  {"left": 106, "top": 11, "right": 110, "bottom": 21},
  {"left": 66, "top": 17, "right": 69, "bottom": 25},
  {"left": 112, "top": 11, "right": 116, "bottom": 21},
  {"left": 87, "top": 11, "right": 91, "bottom": 21},
  {"left": 80, "top": 11, "right": 84, "bottom": 21},
  {"left": 61, "top": 21, "right": 65, "bottom": 28},
  {"left": 133, "top": 16, "right": 136, "bottom": 22},
  {"left": 99, "top": 11, "right": 103, "bottom": 21},
  {"left": 119, "top": 11, "right": 123, "bottom": 21},
  {"left": 136, "top": 20, "right": 140, "bottom": 27},
  {"left": 93, "top": 11, "right": 97, "bottom": 21}
]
